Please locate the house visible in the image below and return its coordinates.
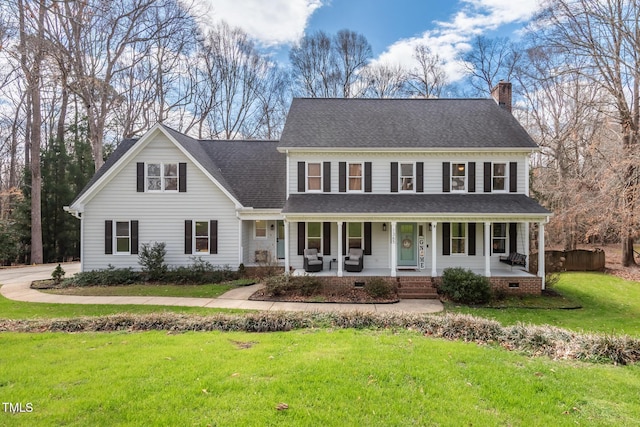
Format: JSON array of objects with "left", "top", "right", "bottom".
[{"left": 66, "top": 82, "right": 551, "bottom": 295}]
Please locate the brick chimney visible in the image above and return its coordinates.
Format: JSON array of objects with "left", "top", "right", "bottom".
[{"left": 491, "top": 80, "right": 512, "bottom": 113}]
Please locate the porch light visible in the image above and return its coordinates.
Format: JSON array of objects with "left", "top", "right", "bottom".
[
  {"left": 382, "top": 223, "right": 387, "bottom": 231},
  {"left": 457, "top": 164, "right": 465, "bottom": 171}
]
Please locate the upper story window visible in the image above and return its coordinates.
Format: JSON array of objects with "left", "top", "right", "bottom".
[
  {"left": 492, "top": 223, "right": 507, "bottom": 254},
  {"left": 348, "top": 163, "right": 363, "bottom": 192},
  {"left": 307, "top": 163, "right": 322, "bottom": 191},
  {"left": 451, "top": 163, "right": 466, "bottom": 192},
  {"left": 147, "top": 163, "right": 178, "bottom": 192},
  {"left": 400, "top": 163, "right": 414, "bottom": 191},
  {"left": 492, "top": 163, "right": 507, "bottom": 192}
]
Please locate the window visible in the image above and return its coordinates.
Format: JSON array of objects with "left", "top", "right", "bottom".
[
  {"left": 400, "top": 163, "right": 414, "bottom": 191},
  {"left": 307, "top": 222, "right": 322, "bottom": 252},
  {"left": 307, "top": 163, "right": 322, "bottom": 191},
  {"left": 348, "top": 163, "right": 363, "bottom": 191},
  {"left": 451, "top": 223, "right": 466, "bottom": 254},
  {"left": 195, "top": 221, "right": 209, "bottom": 253},
  {"left": 451, "top": 163, "right": 466, "bottom": 191},
  {"left": 115, "top": 221, "right": 130, "bottom": 254},
  {"left": 255, "top": 220, "right": 267, "bottom": 238},
  {"left": 492, "top": 163, "right": 507, "bottom": 191},
  {"left": 146, "top": 162, "right": 178, "bottom": 191},
  {"left": 492, "top": 223, "right": 507, "bottom": 254},
  {"left": 348, "top": 222, "right": 362, "bottom": 249}
]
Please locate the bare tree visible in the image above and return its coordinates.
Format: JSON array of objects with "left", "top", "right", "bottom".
[
  {"left": 537, "top": 0, "right": 640, "bottom": 266},
  {"left": 462, "top": 36, "right": 521, "bottom": 96},
  {"left": 333, "top": 29, "right": 372, "bottom": 98},
  {"left": 407, "top": 44, "right": 447, "bottom": 98},
  {"left": 363, "top": 62, "right": 407, "bottom": 98}
]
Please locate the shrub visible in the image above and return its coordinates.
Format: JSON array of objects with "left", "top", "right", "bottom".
[
  {"left": 365, "top": 277, "right": 397, "bottom": 299},
  {"left": 438, "top": 267, "right": 492, "bottom": 305},
  {"left": 297, "top": 275, "right": 321, "bottom": 296},
  {"left": 51, "top": 264, "right": 65, "bottom": 285},
  {"left": 138, "top": 242, "right": 167, "bottom": 281},
  {"left": 264, "top": 275, "right": 296, "bottom": 297},
  {"left": 165, "top": 258, "right": 237, "bottom": 284},
  {"left": 63, "top": 265, "right": 141, "bottom": 287}
]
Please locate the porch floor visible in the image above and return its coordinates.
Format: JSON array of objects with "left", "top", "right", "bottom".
[{"left": 292, "top": 267, "right": 535, "bottom": 278}]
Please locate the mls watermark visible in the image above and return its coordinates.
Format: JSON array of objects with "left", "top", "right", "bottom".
[{"left": 3, "top": 402, "right": 33, "bottom": 414}]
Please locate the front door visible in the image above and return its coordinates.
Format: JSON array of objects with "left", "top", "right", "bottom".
[
  {"left": 397, "top": 223, "right": 417, "bottom": 266},
  {"left": 276, "top": 220, "right": 285, "bottom": 259}
]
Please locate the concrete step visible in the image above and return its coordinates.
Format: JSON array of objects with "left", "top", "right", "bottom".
[{"left": 397, "top": 287, "right": 439, "bottom": 299}]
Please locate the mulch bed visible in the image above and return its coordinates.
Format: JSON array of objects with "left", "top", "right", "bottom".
[{"left": 249, "top": 288, "right": 399, "bottom": 304}]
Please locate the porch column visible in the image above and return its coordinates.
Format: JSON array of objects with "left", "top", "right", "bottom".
[
  {"left": 283, "top": 220, "right": 290, "bottom": 274},
  {"left": 238, "top": 219, "right": 244, "bottom": 264},
  {"left": 484, "top": 221, "right": 491, "bottom": 277},
  {"left": 337, "top": 221, "right": 344, "bottom": 277},
  {"left": 390, "top": 221, "right": 397, "bottom": 277},
  {"left": 538, "top": 221, "right": 546, "bottom": 290},
  {"left": 431, "top": 222, "right": 437, "bottom": 277}
]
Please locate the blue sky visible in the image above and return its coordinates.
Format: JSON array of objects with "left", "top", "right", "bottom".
[{"left": 200, "top": 0, "right": 542, "bottom": 82}]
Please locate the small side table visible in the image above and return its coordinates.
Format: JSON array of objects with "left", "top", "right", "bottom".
[{"left": 329, "top": 258, "right": 337, "bottom": 270}]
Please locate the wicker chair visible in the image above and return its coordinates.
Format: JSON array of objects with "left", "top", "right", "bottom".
[
  {"left": 303, "top": 248, "right": 323, "bottom": 272},
  {"left": 344, "top": 248, "right": 364, "bottom": 272}
]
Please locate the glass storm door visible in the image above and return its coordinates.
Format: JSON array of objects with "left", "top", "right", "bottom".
[
  {"left": 397, "top": 223, "right": 417, "bottom": 266},
  {"left": 276, "top": 220, "right": 285, "bottom": 259}
]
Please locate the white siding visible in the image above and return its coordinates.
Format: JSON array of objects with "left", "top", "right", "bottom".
[{"left": 82, "top": 136, "right": 240, "bottom": 271}]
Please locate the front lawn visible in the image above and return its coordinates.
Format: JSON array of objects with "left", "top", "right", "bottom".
[
  {"left": 447, "top": 272, "right": 640, "bottom": 336},
  {"left": 1, "top": 329, "right": 639, "bottom": 426},
  {"left": 42, "top": 282, "right": 243, "bottom": 298}
]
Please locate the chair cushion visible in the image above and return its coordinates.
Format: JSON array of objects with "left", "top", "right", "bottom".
[
  {"left": 307, "top": 259, "right": 322, "bottom": 265},
  {"left": 305, "top": 254, "right": 318, "bottom": 261},
  {"left": 345, "top": 259, "right": 359, "bottom": 265}
]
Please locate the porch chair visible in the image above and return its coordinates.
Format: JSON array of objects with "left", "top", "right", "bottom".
[
  {"left": 303, "top": 248, "right": 323, "bottom": 272},
  {"left": 344, "top": 248, "right": 364, "bottom": 272}
]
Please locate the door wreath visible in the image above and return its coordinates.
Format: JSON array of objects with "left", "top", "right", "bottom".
[{"left": 402, "top": 238, "right": 412, "bottom": 249}]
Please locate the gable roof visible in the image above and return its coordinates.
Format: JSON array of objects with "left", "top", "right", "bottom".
[
  {"left": 70, "top": 124, "right": 285, "bottom": 209},
  {"left": 278, "top": 98, "right": 538, "bottom": 150}
]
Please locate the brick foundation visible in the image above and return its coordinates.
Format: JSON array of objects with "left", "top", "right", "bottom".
[{"left": 432, "top": 276, "right": 543, "bottom": 295}]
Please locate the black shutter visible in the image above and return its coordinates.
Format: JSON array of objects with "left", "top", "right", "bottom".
[
  {"left": 297, "top": 222, "right": 305, "bottom": 255},
  {"left": 509, "top": 162, "right": 518, "bottom": 192},
  {"left": 442, "top": 222, "right": 450, "bottom": 255},
  {"left": 484, "top": 162, "right": 491, "bottom": 192},
  {"left": 179, "top": 163, "right": 187, "bottom": 192},
  {"left": 323, "top": 222, "right": 331, "bottom": 256},
  {"left": 364, "top": 222, "right": 372, "bottom": 255},
  {"left": 442, "top": 162, "right": 450, "bottom": 192},
  {"left": 468, "top": 162, "right": 476, "bottom": 192},
  {"left": 468, "top": 222, "right": 476, "bottom": 256},
  {"left": 130, "top": 220, "right": 139, "bottom": 255},
  {"left": 342, "top": 222, "right": 347, "bottom": 254},
  {"left": 298, "top": 162, "right": 305, "bottom": 192},
  {"left": 339, "top": 162, "right": 346, "bottom": 192},
  {"left": 509, "top": 223, "right": 517, "bottom": 253},
  {"left": 323, "top": 162, "right": 331, "bottom": 192},
  {"left": 184, "top": 220, "right": 192, "bottom": 254},
  {"left": 210, "top": 220, "right": 218, "bottom": 254},
  {"left": 105, "top": 220, "right": 113, "bottom": 254},
  {"left": 364, "top": 162, "right": 372, "bottom": 192},
  {"left": 416, "top": 162, "right": 424, "bottom": 193},
  {"left": 391, "top": 162, "right": 398, "bottom": 192},
  {"left": 136, "top": 163, "right": 144, "bottom": 192}
]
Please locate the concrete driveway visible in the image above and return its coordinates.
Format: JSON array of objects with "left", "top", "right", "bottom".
[{"left": 0, "top": 263, "right": 443, "bottom": 313}]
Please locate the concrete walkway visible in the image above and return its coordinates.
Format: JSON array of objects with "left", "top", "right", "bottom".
[{"left": 0, "top": 263, "right": 443, "bottom": 314}]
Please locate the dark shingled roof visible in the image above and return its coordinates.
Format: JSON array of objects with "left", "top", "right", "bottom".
[
  {"left": 71, "top": 124, "right": 285, "bottom": 209},
  {"left": 282, "top": 194, "right": 550, "bottom": 216},
  {"left": 278, "top": 98, "right": 538, "bottom": 149}
]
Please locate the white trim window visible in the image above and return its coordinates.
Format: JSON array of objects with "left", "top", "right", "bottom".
[
  {"left": 255, "top": 220, "right": 267, "bottom": 239},
  {"left": 492, "top": 223, "right": 507, "bottom": 254},
  {"left": 451, "top": 163, "right": 466, "bottom": 192},
  {"left": 307, "top": 222, "right": 322, "bottom": 252},
  {"left": 348, "top": 162, "right": 363, "bottom": 192},
  {"left": 451, "top": 222, "right": 466, "bottom": 254},
  {"left": 400, "top": 163, "right": 414, "bottom": 191},
  {"left": 348, "top": 222, "right": 363, "bottom": 249},
  {"left": 307, "top": 162, "right": 322, "bottom": 191},
  {"left": 492, "top": 163, "right": 507, "bottom": 192},
  {"left": 115, "top": 221, "right": 130, "bottom": 254},
  {"left": 194, "top": 221, "right": 210, "bottom": 253},
  {"left": 146, "top": 162, "right": 178, "bottom": 192}
]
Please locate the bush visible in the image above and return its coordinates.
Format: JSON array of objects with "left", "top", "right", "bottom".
[
  {"left": 264, "top": 275, "right": 296, "bottom": 297},
  {"left": 138, "top": 242, "right": 167, "bottom": 281},
  {"left": 438, "top": 267, "right": 492, "bottom": 305},
  {"left": 51, "top": 264, "right": 65, "bottom": 285},
  {"left": 63, "top": 265, "right": 142, "bottom": 287},
  {"left": 365, "top": 277, "right": 397, "bottom": 299},
  {"left": 165, "top": 258, "right": 237, "bottom": 284}
]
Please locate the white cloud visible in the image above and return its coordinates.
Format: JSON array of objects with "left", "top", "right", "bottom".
[
  {"left": 374, "top": 0, "right": 542, "bottom": 83},
  {"left": 197, "top": 0, "right": 323, "bottom": 46}
]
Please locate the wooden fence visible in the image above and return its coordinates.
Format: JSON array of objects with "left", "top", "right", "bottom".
[{"left": 529, "top": 249, "right": 606, "bottom": 273}]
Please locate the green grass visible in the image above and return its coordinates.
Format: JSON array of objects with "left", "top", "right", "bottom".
[
  {"left": 43, "top": 283, "right": 238, "bottom": 298},
  {"left": 446, "top": 272, "right": 640, "bottom": 336},
  {"left": 1, "top": 329, "right": 639, "bottom": 426}
]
